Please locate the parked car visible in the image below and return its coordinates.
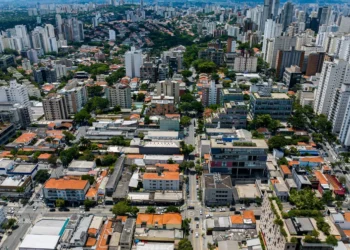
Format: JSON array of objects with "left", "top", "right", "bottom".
[
  {"left": 219, "top": 207, "right": 226, "bottom": 212},
  {"left": 188, "top": 206, "right": 194, "bottom": 209},
  {"left": 195, "top": 232, "right": 199, "bottom": 238},
  {"left": 196, "top": 222, "right": 199, "bottom": 228},
  {"left": 49, "top": 208, "right": 55, "bottom": 212},
  {"left": 229, "top": 207, "right": 236, "bottom": 211},
  {"left": 240, "top": 206, "right": 246, "bottom": 210}
]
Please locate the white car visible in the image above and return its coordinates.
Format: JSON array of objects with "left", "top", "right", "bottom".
[
  {"left": 33, "top": 207, "right": 37, "bottom": 211},
  {"left": 206, "top": 214, "right": 212, "bottom": 218},
  {"left": 195, "top": 232, "right": 199, "bottom": 238},
  {"left": 240, "top": 206, "right": 246, "bottom": 210},
  {"left": 200, "top": 210, "right": 202, "bottom": 215},
  {"left": 220, "top": 208, "right": 226, "bottom": 212}
]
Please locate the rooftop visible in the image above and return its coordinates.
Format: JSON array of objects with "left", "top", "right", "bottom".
[
  {"left": 210, "top": 138, "right": 268, "bottom": 149},
  {"left": 14, "top": 132, "right": 36, "bottom": 144},
  {"left": 253, "top": 92, "right": 290, "bottom": 99},
  {"left": 10, "top": 163, "right": 37, "bottom": 174},
  {"left": 204, "top": 173, "right": 233, "bottom": 189},
  {"left": 44, "top": 178, "right": 89, "bottom": 190},
  {"left": 68, "top": 160, "right": 95, "bottom": 169},
  {"left": 143, "top": 172, "right": 180, "bottom": 181},
  {"left": 136, "top": 213, "right": 182, "bottom": 226},
  {"left": 19, "top": 235, "right": 59, "bottom": 250}
]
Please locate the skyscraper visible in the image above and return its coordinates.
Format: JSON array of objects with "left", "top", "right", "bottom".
[
  {"left": 260, "top": 0, "right": 280, "bottom": 32},
  {"left": 125, "top": 47, "right": 143, "bottom": 78},
  {"left": 43, "top": 94, "right": 69, "bottom": 120},
  {"left": 0, "top": 80, "right": 30, "bottom": 108},
  {"left": 279, "top": 2, "right": 294, "bottom": 32}
]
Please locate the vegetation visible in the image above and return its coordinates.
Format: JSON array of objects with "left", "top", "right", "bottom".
[
  {"left": 289, "top": 189, "right": 324, "bottom": 210},
  {"left": 182, "top": 218, "right": 191, "bottom": 236},
  {"left": 180, "top": 141, "right": 195, "bottom": 155},
  {"left": 145, "top": 206, "right": 156, "bottom": 213},
  {"left": 55, "top": 199, "right": 65, "bottom": 208},
  {"left": 325, "top": 235, "right": 338, "bottom": 246},
  {"left": 2, "top": 218, "right": 17, "bottom": 230},
  {"left": 34, "top": 170, "right": 50, "bottom": 184},
  {"left": 59, "top": 146, "right": 79, "bottom": 167},
  {"left": 96, "top": 155, "right": 117, "bottom": 167},
  {"left": 84, "top": 199, "right": 95, "bottom": 208},
  {"left": 112, "top": 200, "right": 139, "bottom": 216},
  {"left": 106, "top": 67, "right": 126, "bottom": 86},
  {"left": 85, "top": 97, "right": 109, "bottom": 113},
  {"left": 250, "top": 114, "right": 280, "bottom": 132},
  {"left": 165, "top": 206, "right": 180, "bottom": 213},
  {"left": 81, "top": 175, "right": 95, "bottom": 185},
  {"left": 178, "top": 239, "right": 193, "bottom": 250},
  {"left": 180, "top": 116, "right": 192, "bottom": 127}
]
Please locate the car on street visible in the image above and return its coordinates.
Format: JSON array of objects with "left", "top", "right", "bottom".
[
  {"left": 200, "top": 210, "right": 202, "bottom": 215},
  {"left": 59, "top": 207, "right": 70, "bottom": 212},
  {"left": 206, "top": 214, "right": 212, "bottom": 218},
  {"left": 229, "top": 207, "right": 236, "bottom": 211},
  {"left": 188, "top": 206, "right": 194, "bottom": 209},
  {"left": 240, "top": 206, "right": 246, "bottom": 210},
  {"left": 210, "top": 208, "right": 216, "bottom": 212},
  {"left": 219, "top": 208, "right": 226, "bottom": 212},
  {"left": 49, "top": 208, "right": 55, "bottom": 212},
  {"left": 194, "top": 217, "right": 200, "bottom": 221},
  {"left": 196, "top": 222, "right": 199, "bottom": 228},
  {"left": 33, "top": 207, "right": 37, "bottom": 211},
  {"left": 195, "top": 232, "right": 199, "bottom": 238}
]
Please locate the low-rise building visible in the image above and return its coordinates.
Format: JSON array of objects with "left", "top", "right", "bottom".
[
  {"left": 120, "top": 218, "right": 136, "bottom": 250},
  {"left": 66, "top": 160, "right": 96, "bottom": 176},
  {"left": 70, "top": 215, "right": 93, "bottom": 247},
  {"left": 146, "top": 95, "right": 175, "bottom": 115},
  {"left": 43, "top": 178, "right": 90, "bottom": 204},
  {"left": 143, "top": 172, "right": 180, "bottom": 191},
  {"left": 136, "top": 213, "right": 182, "bottom": 230},
  {"left": 221, "top": 88, "right": 244, "bottom": 104},
  {"left": 204, "top": 173, "right": 234, "bottom": 206}
]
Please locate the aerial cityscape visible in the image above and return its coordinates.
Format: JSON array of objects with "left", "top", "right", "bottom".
[{"left": 0, "top": 0, "right": 349, "bottom": 250}]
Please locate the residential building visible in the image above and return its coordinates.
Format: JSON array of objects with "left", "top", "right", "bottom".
[
  {"left": 202, "top": 80, "right": 222, "bottom": 107},
  {"left": 0, "top": 55, "right": 16, "bottom": 69},
  {"left": 159, "top": 114, "right": 180, "bottom": 131},
  {"left": 0, "top": 206, "right": 6, "bottom": 226},
  {"left": 156, "top": 79, "right": 180, "bottom": 103},
  {"left": 305, "top": 52, "right": 325, "bottom": 76},
  {"left": 209, "top": 138, "right": 268, "bottom": 182},
  {"left": 233, "top": 52, "right": 258, "bottom": 73},
  {"left": 0, "top": 103, "right": 31, "bottom": 129},
  {"left": 146, "top": 95, "right": 175, "bottom": 115},
  {"left": 106, "top": 155, "right": 125, "bottom": 196},
  {"left": 136, "top": 213, "right": 182, "bottom": 229},
  {"left": 140, "top": 62, "right": 157, "bottom": 83},
  {"left": 275, "top": 47, "right": 304, "bottom": 79},
  {"left": 0, "top": 80, "right": 30, "bottom": 107},
  {"left": 328, "top": 83, "right": 350, "bottom": 134},
  {"left": 58, "top": 84, "right": 87, "bottom": 115},
  {"left": 109, "top": 29, "right": 116, "bottom": 41},
  {"left": 43, "top": 178, "right": 90, "bottom": 204},
  {"left": 70, "top": 215, "right": 93, "bottom": 247},
  {"left": 107, "top": 83, "right": 132, "bottom": 109},
  {"left": 125, "top": 47, "right": 143, "bottom": 78},
  {"left": 143, "top": 172, "right": 180, "bottom": 190},
  {"left": 43, "top": 93, "right": 69, "bottom": 120},
  {"left": 250, "top": 92, "right": 293, "bottom": 120},
  {"left": 264, "top": 36, "right": 297, "bottom": 68},
  {"left": 205, "top": 101, "right": 248, "bottom": 129},
  {"left": 279, "top": 2, "right": 294, "bottom": 31},
  {"left": 314, "top": 59, "right": 350, "bottom": 116},
  {"left": 157, "top": 64, "right": 169, "bottom": 81},
  {"left": 283, "top": 65, "right": 302, "bottom": 89},
  {"left": 260, "top": 0, "right": 280, "bottom": 31},
  {"left": 67, "top": 160, "right": 96, "bottom": 176},
  {"left": 204, "top": 173, "right": 234, "bottom": 206}
]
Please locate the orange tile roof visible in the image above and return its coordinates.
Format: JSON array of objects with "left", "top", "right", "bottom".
[
  {"left": 230, "top": 215, "right": 243, "bottom": 224},
  {"left": 85, "top": 237, "right": 97, "bottom": 247},
  {"left": 204, "top": 154, "right": 210, "bottom": 160},
  {"left": 280, "top": 165, "right": 291, "bottom": 175},
  {"left": 288, "top": 91, "right": 295, "bottom": 95},
  {"left": 300, "top": 157, "right": 323, "bottom": 163},
  {"left": 136, "top": 213, "right": 182, "bottom": 226},
  {"left": 343, "top": 230, "right": 350, "bottom": 237},
  {"left": 48, "top": 122, "right": 55, "bottom": 128},
  {"left": 344, "top": 213, "right": 350, "bottom": 222},
  {"left": 130, "top": 114, "right": 141, "bottom": 120},
  {"left": 96, "top": 220, "right": 113, "bottom": 250},
  {"left": 38, "top": 153, "right": 52, "bottom": 160},
  {"left": 14, "top": 132, "right": 36, "bottom": 144},
  {"left": 42, "top": 85, "right": 54, "bottom": 91},
  {"left": 143, "top": 172, "right": 180, "bottom": 181},
  {"left": 271, "top": 179, "right": 279, "bottom": 184},
  {"left": 86, "top": 187, "right": 97, "bottom": 198},
  {"left": 314, "top": 170, "right": 328, "bottom": 185},
  {"left": 323, "top": 165, "right": 331, "bottom": 171},
  {"left": 165, "top": 114, "right": 180, "bottom": 118},
  {"left": 243, "top": 210, "right": 256, "bottom": 223},
  {"left": 88, "top": 228, "right": 97, "bottom": 235},
  {"left": 46, "top": 130, "right": 64, "bottom": 136},
  {"left": 155, "top": 163, "right": 179, "bottom": 172},
  {"left": 44, "top": 178, "right": 89, "bottom": 190},
  {"left": 0, "top": 151, "right": 12, "bottom": 158},
  {"left": 127, "top": 154, "right": 144, "bottom": 159},
  {"left": 61, "top": 122, "right": 73, "bottom": 128},
  {"left": 116, "top": 216, "right": 127, "bottom": 223},
  {"left": 288, "top": 161, "right": 299, "bottom": 166}
]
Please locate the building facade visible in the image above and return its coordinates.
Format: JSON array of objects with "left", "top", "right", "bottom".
[{"left": 43, "top": 93, "right": 69, "bottom": 120}]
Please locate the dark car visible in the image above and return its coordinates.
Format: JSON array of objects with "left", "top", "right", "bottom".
[
  {"left": 49, "top": 208, "right": 56, "bottom": 212},
  {"left": 194, "top": 217, "right": 200, "bottom": 221},
  {"left": 234, "top": 211, "right": 241, "bottom": 215},
  {"left": 59, "top": 207, "right": 70, "bottom": 212},
  {"left": 229, "top": 207, "right": 236, "bottom": 211},
  {"left": 188, "top": 206, "right": 194, "bottom": 209},
  {"left": 84, "top": 207, "right": 90, "bottom": 211}
]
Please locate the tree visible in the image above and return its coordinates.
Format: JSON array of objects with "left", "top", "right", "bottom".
[
  {"left": 289, "top": 189, "right": 324, "bottom": 210},
  {"left": 322, "top": 190, "right": 334, "bottom": 205},
  {"left": 251, "top": 114, "right": 280, "bottom": 132},
  {"left": 178, "top": 239, "right": 193, "bottom": 250},
  {"left": 87, "top": 85, "right": 103, "bottom": 97},
  {"left": 180, "top": 141, "right": 195, "bottom": 155},
  {"left": 138, "top": 132, "right": 145, "bottom": 140},
  {"left": 339, "top": 176, "right": 346, "bottom": 185},
  {"left": 136, "top": 93, "right": 145, "bottom": 102},
  {"left": 144, "top": 115, "right": 150, "bottom": 124},
  {"left": 198, "top": 61, "right": 217, "bottom": 73},
  {"left": 84, "top": 199, "right": 95, "bottom": 208},
  {"left": 106, "top": 67, "right": 126, "bottom": 86},
  {"left": 167, "top": 158, "right": 175, "bottom": 164},
  {"left": 85, "top": 97, "right": 109, "bottom": 113},
  {"left": 211, "top": 73, "right": 220, "bottom": 82},
  {"left": 59, "top": 147, "right": 79, "bottom": 167},
  {"left": 166, "top": 206, "right": 180, "bottom": 213},
  {"left": 182, "top": 218, "right": 191, "bottom": 235},
  {"left": 82, "top": 175, "right": 95, "bottom": 185},
  {"left": 181, "top": 70, "right": 192, "bottom": 78},
  {"left": 326, "top": 235, "right": 338, "bottom": 246},
  {"left": 180, "top": 116, "right": 191, "bottom": 127},
  {"left": 112, "top": 200, "right": 139, "bottom": 216},
  {"left": 16, "top": 187, "right": 25, "bottom": 193},
  {"left": 146, "top": 206, "right": 156, "bottom": 213},
  {"left": 311, "top": 229, "right": 320, "bottom": 239},
  {"left": 268, "top": 136, "right": 288, "bottom": 149},
  {"left": 63, "top": 131, "right": 76, "bottom": 145},
  {"left": 34, "top": 170, "right": 50, "bottom": 184},
  {"left": 56, "top": 199, "right": 65, "bottom": 208},
  {"left": 79, "top": 137, "right": 91, "bottom": 148},
  {"left": 74, "top": 108, "right": 91, "bottom": 124}
]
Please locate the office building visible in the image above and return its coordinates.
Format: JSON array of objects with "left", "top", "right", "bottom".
[
  {"left": 305, "top": 52, "right": 325, "bottom": 76},
  {"left": 0, "top": 55, "right": 16, "bottom": 69},
  {"left": 265, "top": 36, "right": 297, "bottom": 67},
  {"left": 120, "top": 218, "right": 136, "bottom": 250},
  {"left": 140, "top": 62, "right": 157, "bottom": 83},
  {"left": 43, "top": 93, "right": 69, "bottom": 120},
  {"left": 0, "top": 123, "right": 16, "bottom": 145},
  {"left": 275, "top": 47, "right": 304, "bottom": 79},
  {"left": 279, "top": 2, "right": 294, "bottom": 31},
  {"left": 209, "top": 138, "right": 268, "bottom": 182},
  {"left": 0, "top": 80, "right": 30, "bottom": 107},
  {"left": 125, "top": 47, "right": 143, "bottom": 78},
  {"left": 106, "top": 83, "right": 132, "bottom": 109},
  {"left": 143, "top": 172, "right": 180, "bottom": 191},
  {"left": 158, "top": 64, "right": 169, "bottom": 81},
  {"left": 250, "top": 92, "right": 292, "bottom": 120},
  {"left": 204, "top": 173, "right": 234, "bottom": 206},
  {"left": 109, "top": 29, "right": 116, "bottom": 41},
  {"left": 33, "top": 67, "right": 57, "bottom": 84},
  {"left": 43, "top": 178, "right": 90, "bottom": 204},
  {"left": 318, "top": 6, "right": 331, "bottom": 26},
  {"left": 156, "top": 79, "right": 180, "bottom": 103},
  {"left": 339, "top": 16, "right": 350, "bottom": 33},
  {"left": 221, "top": 88, "right": 244, "bottom": 104},
  {"left": 314, "top": 59, "right": 350, "bottom": 116},
  {"left": 260, "top": 0, "right": 280, "bottom": 31},
  {"left": 0, "top": 103, "right": 31, "bottom": 129},
  {"left": 198, "top": 48, "right": 224, "bottom": 66},
  {"left": 283, "top": 65, "right": 302, "bottom": 89}
]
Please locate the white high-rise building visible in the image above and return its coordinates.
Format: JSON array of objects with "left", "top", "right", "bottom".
[
  {"left": 329, "top": 83, "right": 350, "bottom": 133},
  {"left": 314, "top": 59, "right": 350, "bottom": 116},
  {"left": 265, "top": 36, "right": 297, "bottom": 67},
  {"left": 109, "top": 29, "right": 116, "bottom": 41},
  {"left": 262, "top": 19, "right": 282, "bottom": 56},
  {"left": 15, "top": 25, "right": 30, "bottom": 48},
  {"left": 337, "top": 35, "right": 350, "bottom": 63},
  {"left": 0, "top": 80, "right": 31, "bottom": 120},
  {"left": 125, "top": 47, "right": 143, "bottom": 78}
]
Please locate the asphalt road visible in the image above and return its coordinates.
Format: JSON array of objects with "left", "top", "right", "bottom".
[
  {"left": 2, "top": 223, "right": 30, "bottom": 250},
  {"left": 185, "top": 118, "right": 196, "bottom": 146}
]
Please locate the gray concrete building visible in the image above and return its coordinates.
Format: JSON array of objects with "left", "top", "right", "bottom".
[{"left": 204, "top": 173, "right": 234, "bottom": 206}]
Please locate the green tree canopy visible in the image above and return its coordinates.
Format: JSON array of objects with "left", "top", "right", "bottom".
[
  {"left": 85, "top": 97, "right": 109, "bottom": 113},
  {"left": 178, "top": 239, "right": 193, "bottom": 250},
  {"left": 112, "top": 200, "right": 139, "bottom": 216},
  {"left": 289, "top": 189, "right": 324, "bottom": 210},
  {"left": 106, "top": 67, "right": 126, "bottom": 86},
  {"left": 34, "top": 170, "right": 50, "bottom": 184},
  {"left": 180, "top": 116, "right": 192, "bottom": 127}
]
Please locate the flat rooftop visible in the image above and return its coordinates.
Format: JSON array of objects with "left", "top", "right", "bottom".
[
  {"left": 235, "top": 184, "right": 260, "bottom": 199},
  {"left": 204, "top": 174, "right": 233, "bottom": 189},
  {"left": 19, "top": 235, "right": 59, "bottom": 249},
  {"left": 68, "top": 160, "right": 95, "bottom": 169},
  {"left": 253, "top": 92, "right": 290, "bottom": 99},
  {"left": 210, "top": 139, "right": 268, "bottom": 149},
  {"left": 30, "top": 218, "right": 67, "bottom": 235},
  {"left": 11, "top": 164, "right": 37, "bottom": 173}
]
